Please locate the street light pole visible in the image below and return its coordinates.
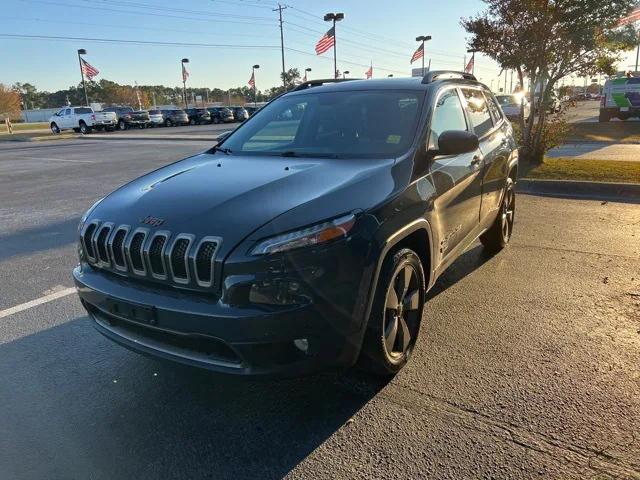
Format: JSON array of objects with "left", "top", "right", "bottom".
[
  {"left": 181, "top": 58, "right": 189, "bottom": 108},
  {"left": 324, "top": 12, "right": 345, "bottom": 79},
  {"left": 77, "top": 49, "right": 89, "bottom": 106},
  {"left": 415, "top": 35, "right": 432, "bottom": 76},
  {"left": 252, "top": 64, "right": 260, "bottom": 108}
]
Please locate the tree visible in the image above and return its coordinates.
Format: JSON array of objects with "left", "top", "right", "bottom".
[
  {"left": 0, "top": 84, "right": 21, "bottom": 119},
  {"left": 462, "top": 0, "right": 638, "bottom": 164}
]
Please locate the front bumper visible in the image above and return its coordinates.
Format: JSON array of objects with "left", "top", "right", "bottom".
[{"left": 73, "top": 264, "right": 366, "bottom": 377}]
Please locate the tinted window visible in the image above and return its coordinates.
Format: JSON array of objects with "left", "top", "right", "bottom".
[
  {"left": 429, "top": 89, "right": 467, "bottom": 149},
  {"left": 64, "top": 109, "right": 71, "bottom": 115},
  {"left": 173, "top": 110, "right": 186, "bottom": 115},
  {"left": 484, "top": 92, "right": 503, "bottom": 123},
  {"left": 461, "top": 89, "right": 494, "bottom": 137},
  {"left": 148, "top": 110, "right": 161, "bottom": 115},
  {"left": 222, "top": 90, "right": 424, "bottom": 158},
  {"left": 74, "top": 107, "right": 92, "bottom": 114}
]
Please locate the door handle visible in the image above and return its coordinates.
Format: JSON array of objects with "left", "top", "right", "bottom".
[{"left": 471, "top": 155, "right": 483, "bottom": 166}]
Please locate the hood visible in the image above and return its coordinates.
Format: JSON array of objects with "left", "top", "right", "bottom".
[{"left": 91, "top": 152, "right": 395, "bottom": 253}]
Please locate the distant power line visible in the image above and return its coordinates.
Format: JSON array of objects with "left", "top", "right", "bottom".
[{"left": 0, "top": 33, "right": 282, "bottom": 49}]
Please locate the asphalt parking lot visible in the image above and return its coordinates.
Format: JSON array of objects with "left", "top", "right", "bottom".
[{"left": 0, "top": 139, "right": 639, "bottom": 479}]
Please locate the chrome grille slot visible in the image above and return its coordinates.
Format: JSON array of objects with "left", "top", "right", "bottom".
[
  {"left": 110, "top": 227, "right": 128, "bottom": 270},
  {"left": 95, "top": 224, "right": 112, "bottom": 265},
  {"left": 194, "top": 238, "right": 220, "bottom": 287},
  {"left": 169, "top": 236, "right": 193, "bottom": 283},
  {"left": 148, "top": 234, "right": 168, "bottom": 277},
  {"left": 126, "top": 229, "right": 148, "bottom": 275},
  {"left": 82, "top": 222, "right": 99, "bottom": 262}
]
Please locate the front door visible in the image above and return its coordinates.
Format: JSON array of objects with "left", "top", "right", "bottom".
[{"left": 429, "top": 87, "right": 484, "bottom": 259}]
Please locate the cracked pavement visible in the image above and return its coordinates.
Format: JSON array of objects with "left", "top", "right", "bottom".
[{"left": 0, "top": 140, "right": 638, "bottom": 479}]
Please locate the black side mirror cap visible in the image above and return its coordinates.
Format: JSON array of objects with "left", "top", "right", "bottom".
[{"left": 433, "top": 130, "right": 479, "bottom": 156}]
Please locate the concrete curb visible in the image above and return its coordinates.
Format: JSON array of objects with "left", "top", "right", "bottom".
[
  {"left": 79, "top": 134, "right": 224, "bottom": 142},
  {"left": 0, "top": 133, "right": 79, "bottom": 142},
  {"left": 518, "top": 178, "right": 640, "bottom": 203}
]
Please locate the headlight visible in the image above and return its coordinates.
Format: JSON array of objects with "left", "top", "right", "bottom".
[{"left": 251, "top": 214, "right": 356, "bottom": 255}]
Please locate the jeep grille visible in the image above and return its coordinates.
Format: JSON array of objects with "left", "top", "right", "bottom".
[{"left": 80, "top": 221, "right": 221, "bottom": 289}]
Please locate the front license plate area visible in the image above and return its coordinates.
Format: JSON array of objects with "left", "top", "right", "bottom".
[{"left": 105, "top": 298, "right": 157, "bottom": 326}]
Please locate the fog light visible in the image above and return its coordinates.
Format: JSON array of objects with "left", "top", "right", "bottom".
[{"left": 293, "top": 338, "right": 309, "bottom": 354}]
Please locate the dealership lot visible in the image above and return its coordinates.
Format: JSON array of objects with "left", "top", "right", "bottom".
[{"left": 0, "top": 139, "right": 638, "bottom": 479}]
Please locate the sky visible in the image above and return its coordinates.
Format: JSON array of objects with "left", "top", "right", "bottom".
[{"left": 1, "top": 0, "right": 637, "bottom": 93}]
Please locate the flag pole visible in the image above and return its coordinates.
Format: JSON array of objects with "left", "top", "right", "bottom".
[
  {"left": 333, "top": 17, "right": 338, "bottom": 79},
  {"left": 77, "top": 49, "right": 89, "bottom": 106}
]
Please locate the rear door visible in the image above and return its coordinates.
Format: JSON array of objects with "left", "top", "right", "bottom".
[
  {"left": 459, "top": 88, "right": 506, "bottom": 224},
  {"left": 429, "top": 87, "right": 483, "bottom": 258}
]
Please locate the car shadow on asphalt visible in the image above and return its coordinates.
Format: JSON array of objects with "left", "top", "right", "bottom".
[
  {"left": 0, "top": 317, "right": 389, "bottom": 479},
  {"left": 427, "top": 243, "right": 494, "bottom": 300},
  {"left": 0, "top": 217, "right": 79, "bottom": 261}
]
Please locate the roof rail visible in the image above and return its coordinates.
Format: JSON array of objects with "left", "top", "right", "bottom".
[
  {"left": 422, "top": 70, "right": 477, "bottom": 84},
  {"left": 293, "top": 78, "right": 359, "bottom": 91}
]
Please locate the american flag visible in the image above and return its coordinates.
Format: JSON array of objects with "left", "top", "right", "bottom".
[
  {"left": 182, "top": 63, "right": 189, "bottom": 82},
  {"left": 465, "top": 56, "right": 474, "bottom": 74},
  {"left": 365, "top": 64, "right": 373, "bottom": 79},
  {"left": 80, "top": 58, "right": 99, "bottom": 80},
  {"left": 619, "top": 5, "right": 640, "bottom": 25},
  {"left": 410, "top": 43, "right": 424, "bottom": 64},
  {"left": 248, "top": 71, "right": 255, "bottom": 88},
  {"left": 315, "top": 26, "right": 335, "bottom": 55}
]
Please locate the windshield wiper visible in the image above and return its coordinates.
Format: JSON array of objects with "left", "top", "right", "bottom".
[
  {"left": 212, "top": 145, "right": 232, "bottom": 155},
  {"left": 279, "top": 151, "right": 340, "bottom": 158}
]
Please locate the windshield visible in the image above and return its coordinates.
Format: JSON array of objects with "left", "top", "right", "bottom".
[{"left": 221, "top": 90, "right": 424, "bottom": 158}]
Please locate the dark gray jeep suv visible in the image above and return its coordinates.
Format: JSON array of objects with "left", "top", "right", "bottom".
[{"left": 74, "top": 71, "right": 518, "bottom": 377}]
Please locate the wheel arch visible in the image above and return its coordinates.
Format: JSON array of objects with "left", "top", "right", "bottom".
[{"left": 359, "top": 219, "right": 435, "bottom": 334}]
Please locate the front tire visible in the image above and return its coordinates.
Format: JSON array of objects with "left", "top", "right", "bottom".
[
  {"left": 118, "top": 120, "right": 127, "bottom": 131},
  {"left": 480, "top": 177, "right": 515, "bottom": 253},
  {"left": 165, "top": 118, "right": 173, "bottom": 127},
  {"left": 50, "top": 123, "right": 60, "bottom": 134},
  {"left": 360, "top": 249, "right": 426, "bottom": 376}
]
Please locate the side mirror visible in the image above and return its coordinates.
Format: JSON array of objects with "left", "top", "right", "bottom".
[{"left": 433, "top": 130, "right": 479, "bottom": 156}]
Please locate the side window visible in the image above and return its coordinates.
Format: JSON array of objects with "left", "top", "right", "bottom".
[
  {"left": 484, "top": 92, "right": 503, "bottom": 124},
  {"left": 428, "top": 88, "right": 467, "bottom": 150},
  {"left": 64, "top": 109, "right": 71, "bottom": 116},
  {"left": 460, "top": 88, "right": 494, "bottom": 137}
]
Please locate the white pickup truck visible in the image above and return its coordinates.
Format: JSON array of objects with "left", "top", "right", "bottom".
[{"left": 49, "top": 106, "right": 117, "bottom": 134}]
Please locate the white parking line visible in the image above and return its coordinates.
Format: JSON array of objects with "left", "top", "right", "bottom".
[{"left": 0, "top": 287, "right": 76, "bottom": 319}]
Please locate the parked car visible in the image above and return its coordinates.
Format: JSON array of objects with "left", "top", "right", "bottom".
[
  {"left": 231, "top": 106, "right": 249, "bottom": 122},
  {"left": 74, "top": 72, "right": 518, "bottom": 378},
  {"left": 102, "top": 106, "right": 150, "bottom": 130},
  {"left": 49, "top": 106, "right": 117, "bottom": 134},
  {"left": 599, "top": 76, "right": 640, "bottom": 122},
  {"left": 185, "top": 108, "right": 211, "bottom": 125},
  {"left": 160, "top": 109, "right": 190, "bottom": 126},
  {"left": 495, "top": 94, "right": 531, "bottom": 120},
  {"left": 147, "top": 109, "right": 165, "bottom": 127},
  {"left": 534, "top": 92, "right": 562, "bottom": 114},
  {"left": 244, "top": 106, "right": 259, "bottom": 116},
  {"left": 208, "top": 107, "right": 235, "bottom": 124}
]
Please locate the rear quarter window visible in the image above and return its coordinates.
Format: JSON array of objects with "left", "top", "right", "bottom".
[{"left": 74, "top": 107, "right": 93, "bottom": 114}]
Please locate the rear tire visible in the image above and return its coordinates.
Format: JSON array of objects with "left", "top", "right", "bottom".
[
  {"left": 480, "top": 177, "right": 515, "bottom": 253},
  {"left": 118, "top": 120, "right": 127, "bottom": 131},
  {"left": 359, "top": 248, "right": 426, "bottom": 377},
  {"left": 79, "top": 121, "right": 91, "bottom": 134},
  {"left": 165, "top": 119, "right": 173, "bottom": 127}
]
